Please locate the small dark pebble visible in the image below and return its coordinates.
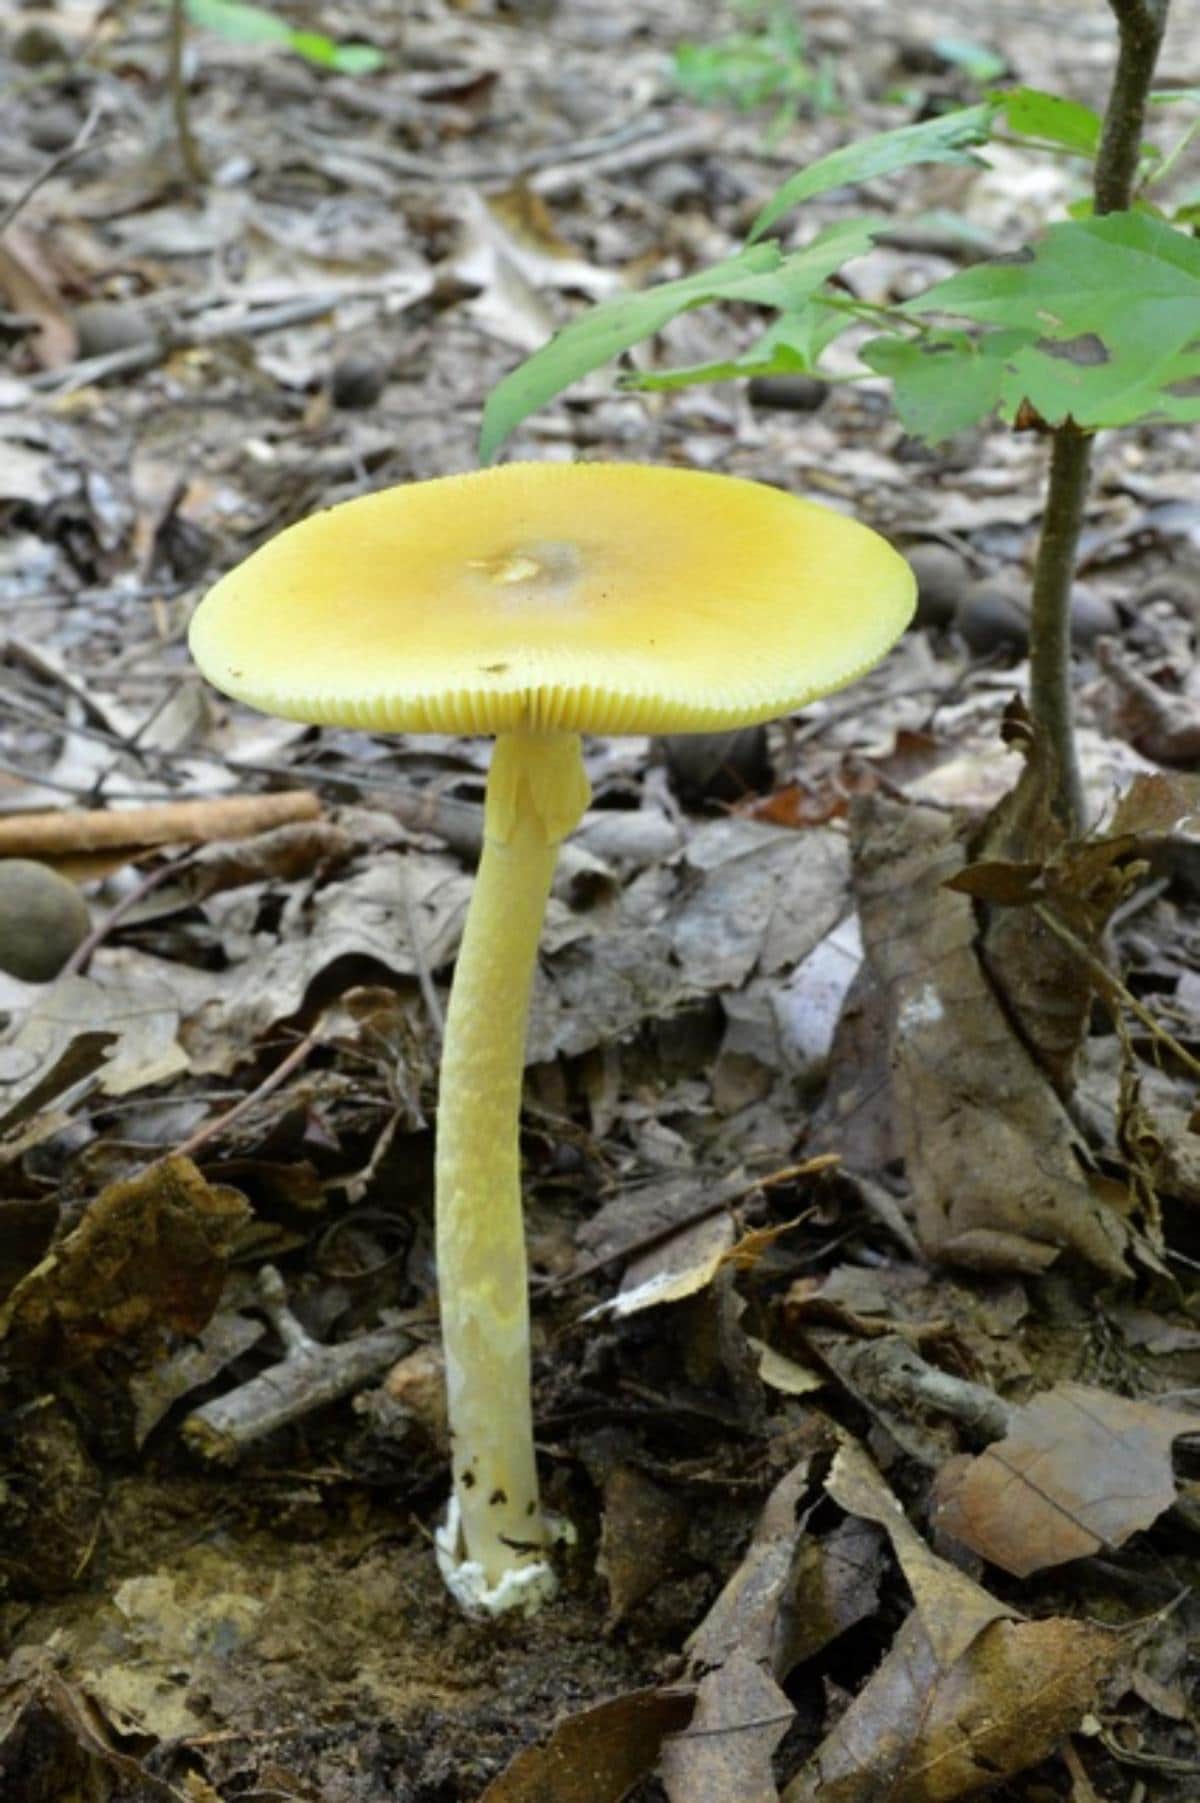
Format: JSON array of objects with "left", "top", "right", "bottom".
[
  {"left": 12, "top": 22, "right": 67, "bottom": 64},
  {"left": 644, "top": 160, "right": 707, "bottom": 210},
  {"left": 0, "top": 860, "right": 90, "bottom": 982},
  {"left": 662, "top": 725, "right": 771, "bottom": 804},
  {"left": 957, "top": 575, "right": 1029, "bottom": 655},
  {"left": 747, "top": 374, "right": 830, "bottom": 413},
  {"left": 905, "top": 542, "right": 969, "bottom": 630},
  {"left": 1068, "top": 582, "right": 1119, "bottom": 648},
  {"left": 958, "top": 575, "right": 1120, "bottom": 657},
  {"left": 73, "top": 300, "right": 152, "bottom": 359},
  {"left": 29, "top": 102, "right": 81, "bottom": 152},
  {"left": 331, "top": 351, "right": 387, "bottom": 410}
]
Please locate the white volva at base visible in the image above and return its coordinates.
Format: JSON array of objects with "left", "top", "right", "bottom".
[{"left": 435, "top": 1495, "right": 561, "bottom": 1617}]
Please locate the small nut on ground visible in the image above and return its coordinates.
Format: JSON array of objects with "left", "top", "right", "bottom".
[
  {"left": 0, "top": 859, "right": 91, "bottom": 982},
  {"left": 905, "top": 542, "right": 970, "bottom": 630}
]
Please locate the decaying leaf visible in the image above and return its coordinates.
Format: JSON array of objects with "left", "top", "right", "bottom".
[
  {"left": 0, "top": 1156, "right": 251, "bottom": 1366},
  {"left": 781, "top": 1515, "right": 885, "bottom": 1671},
  {"left": 784, "top": 1611, "right": 1121, "bottom": 1802},
  {"left": 825, "top": 1437, "right": 1010, "bottom": 1668},
  {"left": 932, "top": 1382, "right": 1199, "bottom": 1576},
  {"left": 687, "top": 1454, "right": 818, "bottom": 1675},
  {"left": 598, "top": 1464, "right": 693, "bottom": 1627},
  {"left": 586, "top": 1212, "right": 736, "bottom": 1319},
  {"left": 479, "top": 1686, "right": 695, "bottom": 1803},
  {"left": 0, "top": 973, "right": 186, "bottom": 1143},
  {"left": 661, "top": 1648, "right": 791, "bottom": 1803},
  {"left": 0, "top": 1652, "right": 186, "bottom": 1800},
  {"left": 852, "top": 794, "right": 1132, "bottom": 1276},
  {"left": 660, "top": 1452, "right": 824, "bottom": 1803}
]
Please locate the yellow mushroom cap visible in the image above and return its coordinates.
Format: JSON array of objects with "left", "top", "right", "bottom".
[{"left": 189, "top": 462, "right": 915, "bottom": 735}]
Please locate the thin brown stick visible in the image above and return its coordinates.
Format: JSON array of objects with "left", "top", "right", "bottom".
[
  {"left": 0, "top": 791, "right": 321, "bottom": 858},
  {"left": 1033, "top": 902, "right": 1200, "bottom": 1080},
  {"left": 168, "top": 0, "right": 206, "bottom": 184},
  {"left": 0, "top": 101, "right": 105, "bottom": 236},
  {"left": 175, "top": 1027, "right": 322, "bottom": 1162}
]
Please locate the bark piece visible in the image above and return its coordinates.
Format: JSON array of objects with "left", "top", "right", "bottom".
[{"left": 0, "top": 791, "right": 321, "bottom": 859}]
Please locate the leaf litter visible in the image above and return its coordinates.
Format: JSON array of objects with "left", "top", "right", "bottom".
[{"left": 1, "top": 0, "right": 1200, "bottom": 1798}]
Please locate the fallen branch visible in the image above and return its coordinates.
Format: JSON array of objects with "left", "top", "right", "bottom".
[
  {"left": 0, "top": 790, "right": 321, "bottom": 858},
  {"left": 182, "top": 1266, "right": 413, "bottom": 1460}
]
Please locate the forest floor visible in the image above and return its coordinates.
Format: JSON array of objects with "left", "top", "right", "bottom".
[{"left": 2, "top": 1, "right": 1200, "bottom": 1799}]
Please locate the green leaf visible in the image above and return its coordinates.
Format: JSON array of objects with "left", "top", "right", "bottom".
[
  {"left": 861, "top": 329, "right": 1028, "bottom": 440},
  {"left": 289, "top": 31, "right": 384, "bottom": 72},
  {"left": 748, "top": 101, "right": 996, "bottom": 242},
  {"left": 184, "top": 0, "right": 383, "bottom": 72},
  {"left": 185, "top": 0, "right": 291, "bottom": 47},
  {"left": 629, "top": 299, "right": 850, "bottom": 392},
  {"left": 907, "top": 212, "right": 1200, "bottom": 430},
  {"left": 995, "top": 86, "right": 1101, "bottom": 155},
  {"left": 480, "top": 220, "right": 878, "bottom": 460},
  {"left": 932, "top": 37, "right": 1007, "bottom": 83},
  {"left": 480, "top": 244, "right": 788, "bottom": 461}
]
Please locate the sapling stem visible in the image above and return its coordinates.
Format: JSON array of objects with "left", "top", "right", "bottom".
[
  {"left": 167, "top": 0, "right": 206, "bottom": 185},
  {"left": 1026, "top": 0, "right": 1169, "bottom": 831},
  {"left": 434, "top": 730, "right": 590, "bottom": 1613}
]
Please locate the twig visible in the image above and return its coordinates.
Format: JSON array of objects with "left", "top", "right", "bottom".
[
  {"left": 1033, "top": 900, "right": 1200, "bottom": 1079},
  {"left": 398, "top": 859, "right": 444, "bottom": 1042},
  {"left": 29, "top": 292, "right": 350, "bottom": 392},
  {"left": 174, "top": 1026, "right": 323, "bottom": 1161},
  {"left": 531, "top": 122, "right": 714, "bottom": 198},
  {"left": 182, "top": 1266, "right": 413, "bottom": 1461},
  {"left": 0, "top": 790, "right": 321, "bottom": 858},
  {"left": 0, "top": 100, "right": 105, "bottom": 235},
  {"left": 167, "top": 0, "right": 206, "bottom": 184},
  {"left": 62, "top": 853, "right": 195, "bottom": 977}
]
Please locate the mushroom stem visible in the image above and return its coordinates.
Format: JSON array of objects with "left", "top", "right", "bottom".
[{"left": 434, "top": 730, "right": 590, "bottom": 1613}]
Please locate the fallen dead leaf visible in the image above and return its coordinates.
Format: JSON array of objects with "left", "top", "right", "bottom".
[
  {"left": 478, "top": 1686, "right": 695, "bottom": 1803},
  {"left": 598, "top": 1464, "right": 693, "bottom": 1627},
  {"left": 931, "top": 1382, "right": 1199, "bottom": 1576},
  {"left": 852, "top": 794, "right": 1132, "bottom": 1277},
  {"left": 0, "top": 1156, "right": 251, "bottom": 1367},
  {"left": 661, "top": 1648, "right": 791, "bottom": 1803},
  {"left": 783, "top": 1611, "right": 1121, "bottom": 1803},
  {"left": 826, "top": 1437, "right": 1010, "bottom": 1668}
]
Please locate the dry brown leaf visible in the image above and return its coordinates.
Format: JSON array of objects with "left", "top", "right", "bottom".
[
  {"left": 661, "top": 1649, "right": 791, "bottom": 1803},
  {"left": 781, "top": 1516, "right": 885, "bottom": 1671},
  {"left": 478, "top": 1686, "right": 694, "bottom": 1803},
  {"left": 0, "top": 232, "right": 77, "bottom": 368},
  {"left": 826, "top": 1437, "right": 1011, "bottom": 1668},
  {"left": 852, "top": 794, "right": 1131, "bottom": 1277},
  {"left": 687, "top": 1455, "right": 817, "bottom": 1674},
  {"left": 784, "top": 1612, "right": 1120, "bottom": 1803},
  {"left": 598, "top": 1464, "right": 692, "bottom": 1627},
  {"left": 0, "top": 1652, "right": 185, "bottom": 1800},
  {"left": 0, "top": 1157, "right": 251, "bottom": 1366},
  {"left": 931, "top": 1382, "right": 1199, "bottom": 1576}
]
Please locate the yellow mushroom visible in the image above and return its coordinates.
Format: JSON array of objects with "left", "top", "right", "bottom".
[{"left": 189, "top": 461, "right": 915, "bottom": 1614}]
